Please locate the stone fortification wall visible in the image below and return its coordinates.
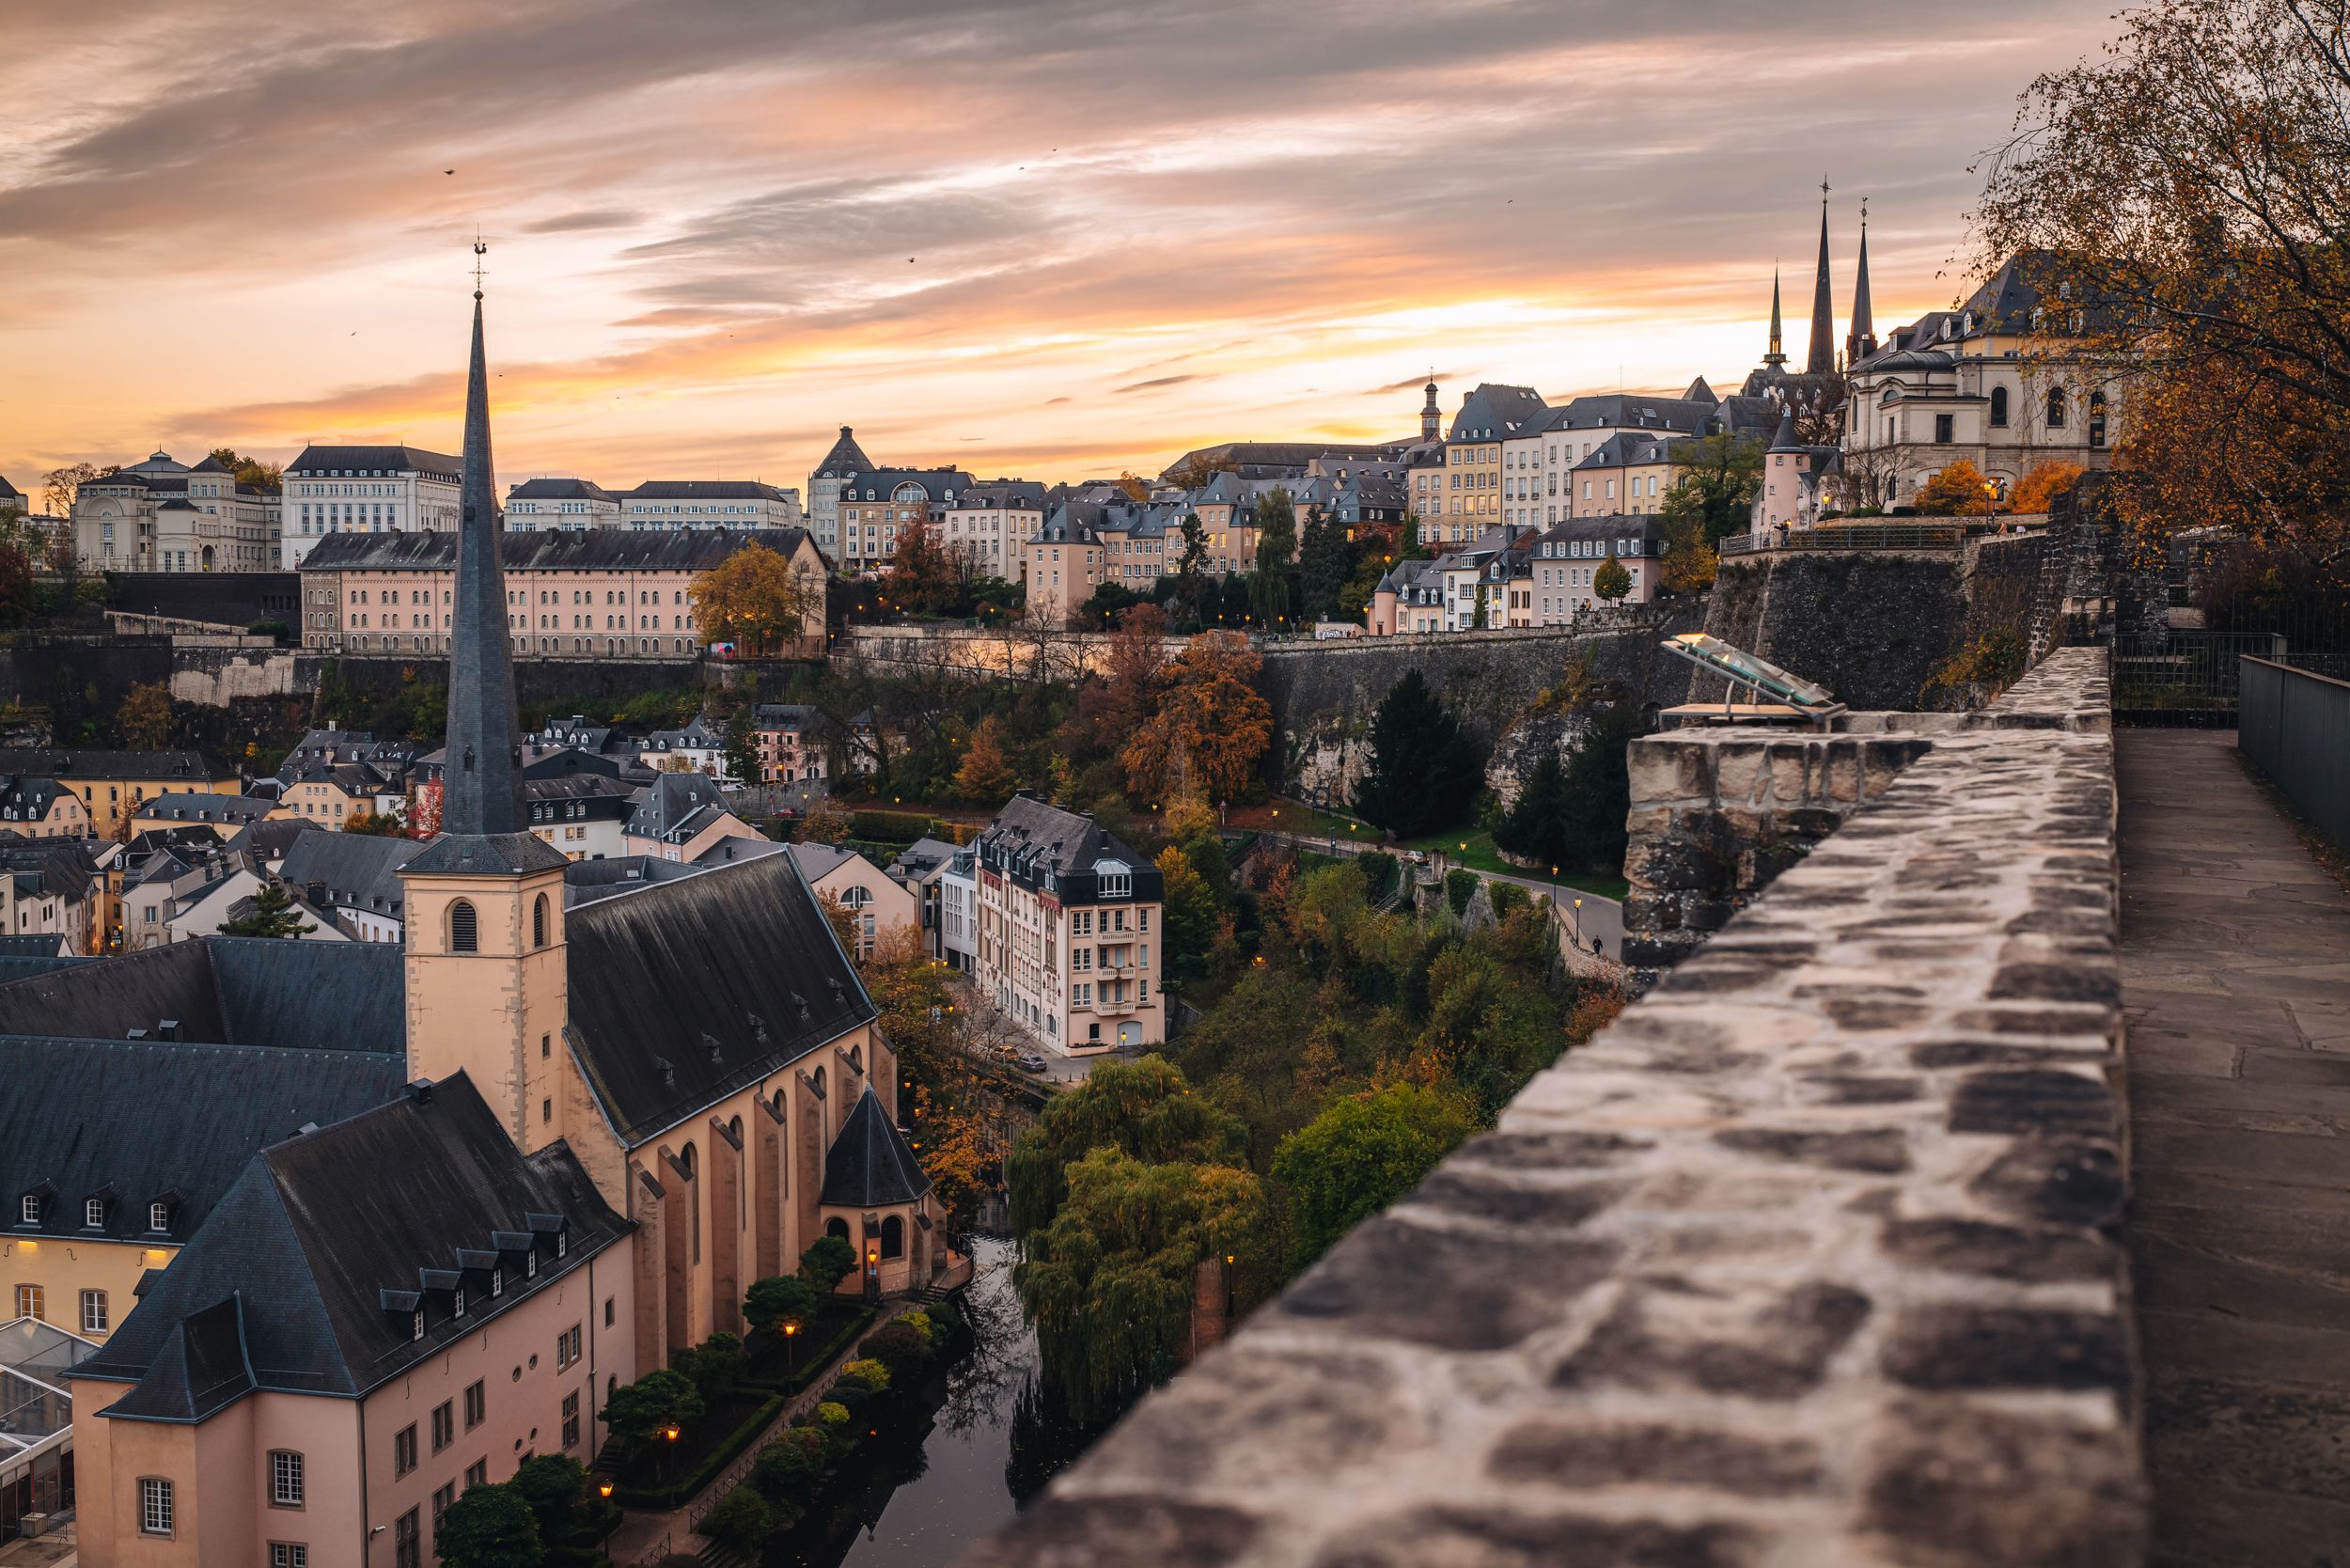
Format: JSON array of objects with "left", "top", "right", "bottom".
[{"left": 965, "top": 648, "right": 2137, "bottom": 1568}]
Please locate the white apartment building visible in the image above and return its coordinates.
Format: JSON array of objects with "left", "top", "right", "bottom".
[
  {"left": 507, "top": 478, "right": 621, "bottom": 530},
  {"left": 942, "top": 480, "right": 1047, "bottom": 583},
  {"left": 1521, "top": 516, "right": 1669, "bottom": 624},
  {"left": 972, "top": 793, "right": 1165, "bottom": 1055},
  {"left": 1503, "top": 392, "right": 1722, "bottom": 529},
  {"left": 279, "top": 444, "right": 462, "bottom": 569},
  {"left": 70, "top": 451, "right": 281, "bottom": 572},
  {"left": 619, "top": 480, "right": 802, "bottom": 531}
]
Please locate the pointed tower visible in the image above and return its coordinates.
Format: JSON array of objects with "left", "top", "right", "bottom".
[
  {"left": 401, "top": 244, "right": 573, "bottom": 1152},
  {"left": 1846, "top": 201, "right": 1877, "bottom": 365},
  {"left": 1420, "top": 376, "right": 1441, "bottom": 443},
  {"left": 1807, "top": 183, "right": 1837, "bottom": 377},
  {"left": 1764, "top": 270, "right": 1788, "bottom": 368}
]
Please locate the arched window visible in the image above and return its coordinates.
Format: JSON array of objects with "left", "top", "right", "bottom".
[
  {"left": 680, "top": 1143, "right": 699, "bottom": 1263},
  {"left": 811, "top": 1066, "right": 825, "bottom": 1100},
  {"left": 2088, "top": 390, "right": 2107, "bottom": 449},
  {"left": 1989, "top": 386, "right": 2009, "bottom": 428},
  {"left": 825, "top": 1216, "right": 850, "bottom": 1243},
  {"left": 449, "top": 900, "right": 478, "bottom": 953},
  {"left": 880, "top": 1215, "right": 904, "bottom": 1260},
  {"left": 847, "top": 1044, "right": 862, "bottom": 1073},
  {"left": 532, "top": 894, "right": 549, "bottom": 949},
  {"left": 2046, "top": 387, "right": 2067, "bottom": 429}
]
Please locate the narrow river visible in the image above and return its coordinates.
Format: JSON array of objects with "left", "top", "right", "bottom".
[{"left": 767, "top": 1236, "right": 1098, "bottom": 1567}]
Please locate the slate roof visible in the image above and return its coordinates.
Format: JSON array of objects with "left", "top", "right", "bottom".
[
  {"left": 225, "top": 818, "right": 319, "bottom": 865},
  {"left": 0, "top": 933, "right": 70, "bottom": 959},
  {"left": 813, "top": 426, "right": 873, "bottom": 480},
  {"left": 691, "top": 836, "right": 785, "bottom": 870},
  {"left": 299, "top": 527, "right": 812, "bottom": 574},
  {"left": 0, "top": 475, "right": 23, "bottom": 503},
  {"left": 0, "top": 1034, "right": 404, "bottom": 1247},
  {"left": 952, "top": 480, "right": 1049, "bottom": 510},
  {"left": 284, "top": 445, "right": 462, "bottom": 483},
  {"left": 625, "top": 771, "right": 733, "bottom": 842},
  {"left": 819, "top": 1085, "right": 932, "bottom": 1208},
  {"left": 0, "top": 936, "right": 406, "bottom": 1053},
  {"left": 139, "top": 793, "right": 276, "bottom": 829},
  {"left": 1156, "top": 442, "right": 1406, "bottom": 482},
  {"left": 563, "top": 851, "right": 875, "bottom": 1145},
  {"left": 508, "top": 477, "right": 618, "bottom": 503},
  {"left": 1571, "top": 431, "right": 1686, "bottom": 470},
  {"left": 0, "top": 776, "right": 74, "bottom": 824},
  {"left": 278, "top": 830, "right": 425, "bottom": 921},
  {"left": 561, "top": 855, "right": 704, "bottom": 907},
  {"left": 72, "top": 1072, "right": 629, "bottom": 1413},
  {"left": 785, "top": 840, "right": 869, "bottom": 885},
  {"left": 1548, "top": 393, "right": 1720, "bottom": 435},
  {"left": 0, "top": 748, "right": 231, "bottom": 783},
  {"left": 402, "top": 831, "right": 570, "bottom": 876},
  {"left": 974, "top": 793, "right": 1161, "bottom": 904},
  {"left": 623, "top": 480, "right": 793, "bottom": 502},
  {"left": 836, "top": 469, "right": 973, "bottom": 504},
  {"left": 1449, "top": 384, "right": 1550, "bottom": 442}
]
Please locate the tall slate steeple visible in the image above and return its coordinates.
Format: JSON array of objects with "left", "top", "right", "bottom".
[
  {"left": 1764, "top": 269, "right": 1787, "bottom": 368},
  {"left": 442, "top": 244, "right": 524, "bottom": 838},
  {"left": 1807, "top": 184, "right": 1836, "bottom": 377},
  {"left": 1846, "top": 200, "right": 1877, "bottom": 365}
]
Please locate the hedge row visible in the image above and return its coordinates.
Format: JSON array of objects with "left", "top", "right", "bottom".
[{"left": 609, "top": 1394, "right": 785, "bottom": 1513}]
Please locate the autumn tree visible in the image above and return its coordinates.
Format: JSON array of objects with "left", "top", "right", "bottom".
[
  {"left": 208, "top": 448, "right": 283, "bottom": 493},
  {"left": 2009, "top": 460, "right": 2086, "bottom": 515},
  {"left": 117, "top": 682, "right": 175, "bottom": 749},
  {"left": 1659, "top": 435, "right": 1762, "bottom": 547},
  {"left": 1972, "top": 0, "right": 2350, "bottom": 559},
  {"left": 953, "top": 715, "right": 1018, "bottom": 802},
  {"left": 1658, "top": 510, "right": 1718, "bottom": 593},
  {"left": 1153, "top": 844, "right": 1221, "bottom": 980},
  {"left": 1005, "top": 1055, "right": 1249, "bottom": 1236},
  {"left": 1913, "top": 459, "right": 2000, "bottom": 517},
  {"left": 41, "top": 463, "right": 107, "bottom": 519},
  {"left": 1120, "top": 632, "right": 1273, "bottom": 805},
  {"left": 1115, "top": 472, "right": 1152, "bottom": 503},
  {"left": 884, "top": 518, "right": 958, "bottom": 615},
  {"left": 342, "top": 808, "right": 406, "bottom": 837},
  {"left": 1592, "top": 556, "right": 1632, "bottom": 601},
  {"left": 689, "top": 541, "right": 818, "bottom": 653}
]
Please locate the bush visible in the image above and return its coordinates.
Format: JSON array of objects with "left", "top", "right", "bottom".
[
  {"left": 800, "top": 1235, "right": 857, "bottom": 1293},
  {"left": 850, "top": 808, "right": 930, "bottom": 844},
  {"left": 1356, "top": 851, "right": 1397, "bottom": 901},
  {"left": 826, "top": 1381, "right": 874, "bottom": 1419},
  {"left": 859, "top": 1322, "right": 926, "bottom": 1379},
  {"left": 1488, "top": 881, "right": 1529, "bottom": 921},
  {"left": 815, "top": 1401, "right": 851, "bottom": 1429},
  {"left": 673, "top": 1332, "right": 744, "bottom": 1406},
  {"left": 698, "top": 1486, "right": 774, "bottom": 1551},
  {"left": 836, "top": 1356, "right": 892, "bottom": 1392},
  {"left": 744, "top": 1274, "right": 821, "bottom": 1337},
  {"left": 1445, "top": 869, "right": 1478, "bottom": 917},
  {"left": 752, "top": 1429, "right": 825, "bottom": 1500}
]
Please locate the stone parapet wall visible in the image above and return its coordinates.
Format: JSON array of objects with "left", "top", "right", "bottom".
[{"left": 964, "top": 647, "right": 2136, "bottom": 1568}]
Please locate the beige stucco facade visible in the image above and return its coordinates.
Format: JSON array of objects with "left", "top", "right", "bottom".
[{"left": 3, "top": 1234, "right": 173, "bottom": 1342}]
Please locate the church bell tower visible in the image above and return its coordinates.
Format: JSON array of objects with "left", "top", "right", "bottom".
[{"left": 400, "top": 243, "right": 573, "bottom": 1152}]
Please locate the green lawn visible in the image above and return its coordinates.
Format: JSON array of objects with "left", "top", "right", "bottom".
[{"left": 1396, "top": 829, "right": 1629, "bottom": 902}]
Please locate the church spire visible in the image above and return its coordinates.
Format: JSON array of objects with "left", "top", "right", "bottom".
[
  {"left": 1764, "top": 268, "right": 1787, "bottom": 368},
  {"left": 1807, "top": 180, "right": 1836, "bottom": 377},
  {"left": 1846, "top": 198, "right": 1876, "bottom": 365},
  {"left": 442, "top": 242, "right": 525, "bottom": 838}
]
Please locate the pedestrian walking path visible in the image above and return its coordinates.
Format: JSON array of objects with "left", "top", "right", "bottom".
[{"left": 2120, "top": 729, "right": 2350, "bottom": 1565}]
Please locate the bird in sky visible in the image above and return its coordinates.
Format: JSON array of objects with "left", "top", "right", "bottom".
[{"left": 444, "top": 168, "right": 455, "bottom": 175}]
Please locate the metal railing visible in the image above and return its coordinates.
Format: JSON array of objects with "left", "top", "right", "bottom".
[
  {"left": 2240, "top": 657, "right": 2350, "bottom": 848},
  {"left": 1721, "top": 523, "right": 1964, "bottom": 557}
]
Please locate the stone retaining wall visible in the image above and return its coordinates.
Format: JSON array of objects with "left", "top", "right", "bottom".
[{"left": 964, "top": 648, "right": 2136, "bottom": 1568}]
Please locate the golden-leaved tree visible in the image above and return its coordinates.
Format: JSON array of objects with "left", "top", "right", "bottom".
[
  {"left": 688, "top": 541, "right": 818, "bottom": 653},
  {"left": 1973, "top": 0, "right": 2350, "bottom": 561},
  {"left": 1120, "top": 631, "right": 1272, "bottom": 805},
  {"left": 1913, "top": 459, "right": 2000, "bottom": 517}
]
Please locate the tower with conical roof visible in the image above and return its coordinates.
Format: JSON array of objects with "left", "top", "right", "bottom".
[
  {"left": 400, "top": 243, "right": 572, "bottom": 1152},
  {"left": 1764, "top": 269, "right": 1787, "bottom": 368},
  {"left": 1806, "top": 182, "right": 1837, "bottom": 377},
  {"left": 808, "top": 424, "right": 875, "bottom": 560},
  {"left": 1420, "top": 376, "right": 1441, "bottom": 443},
  {"left": 1846, "top": 200, "right": 1876, "bottom": 365}
]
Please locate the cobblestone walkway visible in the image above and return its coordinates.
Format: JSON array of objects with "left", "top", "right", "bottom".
[{"left": 2123, "top": 729, "right": 2350, "bottom": 1566}]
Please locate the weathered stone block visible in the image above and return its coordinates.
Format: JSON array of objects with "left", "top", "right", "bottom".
[{"left": 1628, "top": 737, "right": 1716, "bottom": 804}]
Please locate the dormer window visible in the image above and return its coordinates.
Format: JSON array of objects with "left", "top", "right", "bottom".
[
  {"left": 21, "top": 1195, "right": 39, "bottom": 1225},
  {"left": 556, "top": 1231, "right": 568, "bottom": 1260},
  {"left": 85, "top": 1198, "right": 104, "bottom": 1229},
  {"left": 490, "top": 1266, "right": 504, "bottom": 1298},
  {"left": 453, "top": 1286, "right": 467, "bottom": 1318},
  {"left": 149, "top": 1201, "right": 170, "bottom": 1232},
  {"left": 525, "top": 1250, "right": 539, "bottom": 1279},
  {"left": 412, "top": 1309, "right": 426, "bottom": 1341}
]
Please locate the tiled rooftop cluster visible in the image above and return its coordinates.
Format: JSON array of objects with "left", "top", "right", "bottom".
[{"left": 967, "top": 648, "right": 2138, "bottom": 1568}]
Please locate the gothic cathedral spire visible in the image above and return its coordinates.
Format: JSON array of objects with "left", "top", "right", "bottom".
[
  {"left": 1764, "top": 269, "right": 1787, "bottom": 368},
  {"left": 442, "top": 243, "right": 525, "bottom": 838},
  {"left": 1807, "top": 181, "right": 1836, "bottom": 377},
  {"left": 1846, "top": 199, "right": 1877, "bottom": 365}
]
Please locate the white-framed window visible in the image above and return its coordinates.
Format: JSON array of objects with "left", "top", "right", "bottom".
[
  {"left": 19, "top": 1194, "right": 37, "bottom": 1224},
  {"left": 271, "top": 1544, "right": 307, "bottom": 1568},
  {"left": 81, "top": 1289, "right": 107, "bottom": 1334},
  {"left": 411, "top": 1308, "right": 425, "bottom": 1341},
  {"left": 271, "top": 1450, "right": 306, "bottom": 1507},
  {"left": 84, "top": 1197, "right": 103, "bottom": 1228},
  {"left": 140, "top": 1477, "right": 174, "bottom": 1535}
]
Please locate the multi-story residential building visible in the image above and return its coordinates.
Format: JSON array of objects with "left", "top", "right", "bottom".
[
  {"left": 619, "top": 479, "right": 802, "bottom": 532},
  {"left": 1185, "top": 473, "right": 1259, "bottom": 575},
  {"left": 622, "top": 771, "right": 762, "bottom": 862},
  {"left": 1569, "top": 432, "right": 1684, "bottom": 518},
  {"left": 297, "top": 527, "right": 828, "bottom": 660},
  {"left": 787, "top": 841, "right": 919, "bottom": 961},
  {"left": 0, "top": 778, "right": 90, "bottom": 839},
  {"left": 942, "top": 480, "right": 1047, "bottom": 583},
  {"left": 750, "top": 704, "right": 825, "bottom": 785},
  {"left": 1023, "top": 506, "right": 1105, "bottom": 626},
  {"left": 1367, "top": 557, "right": 1449, "bottom": 635},
  {"left": 69, "top": 1074, "right": 635, "bottom": 1568},
  {"left": 277, "top": 829, "right": 425, "bottom": 941},
  {"left": 0, "top": 749, "right": 239, "bottom": 841},
  {"left": 525, "top": 776, "right": 633, "bottom": 862},
  {"left": 505, "top": 477, "right": 620, "bottom": 530},
  {"left": 835, "top": 468, "right": 973, "bottom": 575},
  {"left": 1517, "top": 515, "right": 1669, "bottom": 624},
  {"left": 640, "top": 716, "right": 734, "bottom": 782},
  {"left": 0, "top": 474, "right": 24, "bottom": 518},
  {"left": 971, "top": 793, "right": 1165, "bottom": 1054},
  {"left": 1841, "top": 252, "right": 2119, "bottom": 509},
  {"left": 279, "top": 444, "right": 462, "bottom": 569},
  {"left": 70, "top": 452, "right": 281, "bottom": 573},
  {"left": 887, "top": 836, "right": 976, "bottom": 969},
  {"left": 807, "top": 425, "right": 874, "bottom": 563},
  {"left": 1436, "top": 384, "right": 1548, "bottom": 546}
]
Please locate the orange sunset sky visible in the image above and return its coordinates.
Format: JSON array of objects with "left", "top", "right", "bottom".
[{"left": 0, "top": 0, "right": 2121, "bottom": 499}]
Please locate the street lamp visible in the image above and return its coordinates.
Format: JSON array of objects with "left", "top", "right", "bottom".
[
  {"left": 597, "top": 1478, "right": 617, "bottom": 1559},
  {"left": 1225, "top": 1252, "right": 1237, "bottom": 1319},
  {"left": 782, "top": 1319, "right": 800, "bottom": 1379}
]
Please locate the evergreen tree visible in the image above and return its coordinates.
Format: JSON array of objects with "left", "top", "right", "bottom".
[
  {"left": 221, "top": 883, "right": 317, "bottom": 939},
  {"left": 1493, "top": 750, "right": 1571, "bottom": 869},
  {"left": 1247, "top": 489, "right": 1298, "bottom": 630},
  {"left": 1350, "top": 670, "right": 1483, "bottom": 839},
  {"left": 1296, "top": 508, "right": 1358, "bottom": 623},
  {"left": 1556, "top": 704, "right": 1639, "bottom": 872},
  {"left": 724, "top": 707, "right": 763, "bottom": 786}
]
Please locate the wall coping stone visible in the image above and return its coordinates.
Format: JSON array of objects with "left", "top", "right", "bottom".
[{"left": 962, "top": 648, "right": 2137, "bottom": 1568}]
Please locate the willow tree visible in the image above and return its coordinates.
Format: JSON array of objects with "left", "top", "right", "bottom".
[{"left": 1973, "top": 0, "right": 2350, "bottom": 562}]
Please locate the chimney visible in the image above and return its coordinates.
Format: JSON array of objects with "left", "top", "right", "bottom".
[
  {"left": 157, "top": 1019, "right": 180, "bottom": 1042},
  {"left": 405, "top": 1078, "right": 435, "bottom": 1104}
]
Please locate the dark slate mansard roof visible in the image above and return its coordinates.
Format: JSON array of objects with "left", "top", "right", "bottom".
[
  {"left": 562, "top": 851, "right": 876, "bottom": 1146},
  {"left": 70, "top": 1071, "right": 628, "bottom": 1416},
  {"left": 284, "top": 445, "right": 462, "bottom": 482},
  {"left": 298, "top": 527, "right": 813, "bottom": 574},
  {"left": 0, "top": 936, "right": 407, "bottom": 1054},
  {"left": 975, "top": 792, "right": 1164, "bottom": 905},
  {"left": 0, "top": 1035, "right": 406, "bottom": 1248}
]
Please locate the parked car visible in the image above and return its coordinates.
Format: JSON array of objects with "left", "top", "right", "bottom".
[{"left": 1015, "top": 1053, "right": 1050, "bottom": 1074}]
